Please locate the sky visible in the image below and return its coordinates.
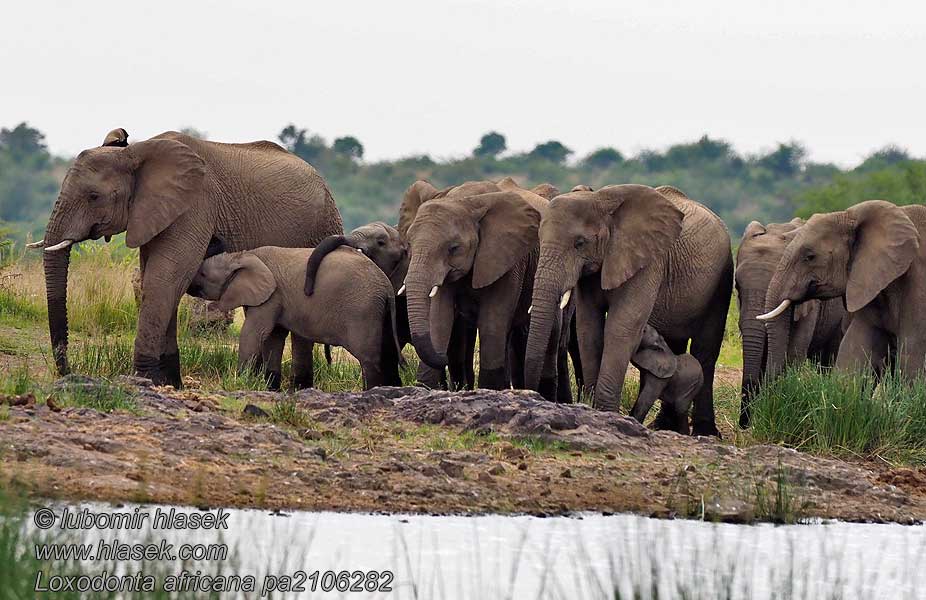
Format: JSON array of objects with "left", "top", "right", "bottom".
[{"left": 3, "top": 0, "right": 925, "bottom": 166}]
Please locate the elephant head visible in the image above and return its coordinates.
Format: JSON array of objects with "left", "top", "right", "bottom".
[
  {"left": 631, "top": 324, "right": 678, "bottom": 379},
  {"left": 523, "top": 184, "right": 684, "bottom": 391},
  {"left": 400, "top": 182, "right": 541, "bottom": 368},
  {"left": 40, "top": 136, "right": 206, "bottom": 374},
  {"left": 349, "top": 222, "right": 409, "bottom": 292},
  {"left": 734, "top": 218, "right": 803, "bottom": 424},
  {"left": 760, "top": 200, "right": 919, "bottom": 343},
  {"left": 189, "top": 252, "right": 276, "bottom": 312}
]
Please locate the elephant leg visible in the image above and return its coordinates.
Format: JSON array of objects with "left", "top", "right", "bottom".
[
  {"left": 237, "top": 306, "right": 276, "bottom": 377},
  {"left": 568, "top": 315, "right": 584, "bottom": 395},
  {"left": 447, "top": 318, "right": 469, "bottom": 391},
  {"left": 160, "top": 308, "right": 182, "bottom": 388},
  {"left": 576, "top": 280, "right": 606, "bottom": 399},
  {"left": 836, "top": 318, "right": 890, "bottom": 376},
  {"left": 630, "top": 374, "right": 669, "bottom": 423},
  {"left": 476, "top": 286, "right": 518, "bottom": 391},
  {"left": 350, "top": 331, "right": 384, "bottom": 390},
  {"left": 260, "top": 326, "right": 289, "bottom": 391},
  {"left": 688, "top": 263, "right": 732, "bottom": 437},
  {"left": 291, "top": 333, "right": 315, "bottom": 390},
  {"left": 509, "top": 325, "right": 528, "bottom": 390}
]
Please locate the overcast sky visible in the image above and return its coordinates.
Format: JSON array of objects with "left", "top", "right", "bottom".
[{"left": 3, "top": 0, "right": 924, "bottom": 166}]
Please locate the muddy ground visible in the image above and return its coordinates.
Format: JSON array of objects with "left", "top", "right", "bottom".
[{"left": 1, "top": 375, "right": 925, "bottom": 524}]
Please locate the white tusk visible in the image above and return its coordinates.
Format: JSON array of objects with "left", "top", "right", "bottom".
[
  {"left": 559, "top": 289, "right": 572, "bottom": 310},
  {"left": 429, "top": 285, "right": 439, "bottom": 298},
  {"left": 26, "top": 239, "right": 45, "bottom": 249},
  {"left": 527, "top": 305, "right": 533, "bottom": 314},
  {"left": 397, "top": 284, "right": 406, "bottom": 296},
  {"left": 44, "top": 240, "right": 74, "bottom": 252},
  {"left": 756, "top": 299, "right": 791, "bottom": 321},
  {"left": 356, "top": 248, "right": 364, "bottom": 253}
]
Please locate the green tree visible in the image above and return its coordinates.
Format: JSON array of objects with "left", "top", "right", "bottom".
[
  {"left": 757, "top": 141, "right": 806, "bottom": 176},
  {"left": 333, "top": 136, "right": 364, "bottom": 160},
  {"left": 473, "top": 131, "right": 506, "bottom": 158},
  {"left": 278, "top": 124, "right": 327, "bottom": 164},
  {"left": 0, "top": 123, "right": 49, "bottom": 168},
  {"left": 664, "top": 135, "right": 735, "bottom": 168},
  {"left": 529, "top": 140, "right": 572, "bottom": 164},
  {"left": 582, "top": 147, "right": 623, "bottom": 169},
  {"left": 855, "top": 145, "right": 909, "bottom": 173}
]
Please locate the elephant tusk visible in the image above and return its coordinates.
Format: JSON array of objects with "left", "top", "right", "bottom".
[
  {"left": 756, "top": 299, "right": 791, "bottom": 321},
  {"left": 44, "top": 240, "right": 74, "bottom": 252},
  {"left": 26, "top": 239, "right": 45, "bottom": 249},
  {"left": 559, "top": 289, "right": 572, "bottom": 310},
  {"left": 356, "top": 248, "right": 364, "bottom": 253},
  {"left": 429, "top": 285, "right": 440, "bottom": 298},
  {"left": 397, "top": 284, "right": 406, "bottom": 296},
  {"left": 527, "top": 305, "right": 532, "bottom": 314}
]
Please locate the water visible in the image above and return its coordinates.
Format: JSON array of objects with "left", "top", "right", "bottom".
[{"left": 21, "top": 502, "right": 926, "bottom": 599}]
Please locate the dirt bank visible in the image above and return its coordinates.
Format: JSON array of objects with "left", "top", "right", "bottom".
[{"left": 1, "top": 376, "right": 924, "bottom": 524}]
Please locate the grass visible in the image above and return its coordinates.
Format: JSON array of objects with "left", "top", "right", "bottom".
[{"left": 750, "top": 364, "right": 926, "bottom": 465}]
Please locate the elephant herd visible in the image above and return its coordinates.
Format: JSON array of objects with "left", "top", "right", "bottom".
[{"left": 32, "top": 130, "right": 926, "bottom": 437}]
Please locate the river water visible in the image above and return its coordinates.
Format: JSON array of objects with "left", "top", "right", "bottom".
[{"left": 20, "top": 502, "right": 926, "bottom": 599}]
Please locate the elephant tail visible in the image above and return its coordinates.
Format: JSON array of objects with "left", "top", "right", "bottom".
[
  {"left": 324, "top": 344, "right": 333, "bottom": 365},
  {"left": 305, "top": 235, "right": 354, "bottom": 295}
]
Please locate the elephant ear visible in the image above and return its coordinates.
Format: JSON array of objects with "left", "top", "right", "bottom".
[
  {"left": 631, "top": 326, "right": 678, "bottom": 379},
  {"left": 398, "top": 180, "right": 439, "bottom": 239},
  {"left": 102, "top": 128, "right": 129, "bottom": 147},
  {"left": 597, "top": 185, "right": 684, "bottom": 290},
  {"left": 214, "top": 253, "right": 277, "bottom": 311},
  {"left": 463, "top": 191, "right": 541, "bottom": 289},
  {"left": 742, "top": 221, "right": 766, "bottom": 240},
  {"left": 845, "top": 200, "right": 920, "bottom": 312},
  {"left": 126, "top": 139, "right": 205, "bottom": 248}
]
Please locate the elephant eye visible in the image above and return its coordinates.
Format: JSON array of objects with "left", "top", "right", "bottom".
[
  {"left": 88, "top": 191, "right": 101, "bottom": 202},
  {"left": 377, "top": 238, "right": 387, "bottom": 247},
  {"left": 448, "top": 243, "right": 462, "bottom": 256},
  {"left": 803, "top": 252, "right": 816, "bottom": 263},
  {"left": 574, "top": 236, "right": 587, "bottom": 249}
]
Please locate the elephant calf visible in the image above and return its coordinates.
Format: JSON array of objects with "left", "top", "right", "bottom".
[
  {"left": 189, "top": 246, "right": 402, "bottom": 390},
  {"left": 629, "top": 325, "right": 703, "bottom": 435}
]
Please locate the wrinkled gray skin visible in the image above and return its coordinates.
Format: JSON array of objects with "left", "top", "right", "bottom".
[
  {"left": 524, "top": 185, "right": 733, "bottom": 436},
  {"left": 630, "top": 325, "right": 703, "bottom": 435},
  {"left": 763, "top": 201, "right": 926, "bottom": 378},
  {"left": 189, "top": 247, "right": 401, "bottom": 389},
  {"left": 399, "top": 177, "right": 552, "bottom": 392},
  {"left": 40, "top": 130, "right": 342, "bottom": 387},
  {"left": 735, "top": 219, "right": 846, "bottom": 427}
]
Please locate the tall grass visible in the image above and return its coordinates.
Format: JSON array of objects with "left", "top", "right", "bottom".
[{"left": 750, "top": 364, "right": 926, "bottom": 464}]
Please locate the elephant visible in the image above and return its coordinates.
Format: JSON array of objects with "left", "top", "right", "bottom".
[
  {"left": 303, "top": 220, "right": 480, "bottom": 391},
  {"left": 398, "top": 177, "right": 553, "bottom": 392},
  {"left": 524, "top": 184, "right": 733, "bottom": 436},
  {"left": 189, "top": 246, "right": 402, "bottom": 389},
  {"left": 735, "top": 218, "right": 847, "bottom": 426},
  {"left": 629, "top": 324, "right": 703, "bottom": 435},
  {"left": 36, "top": 130, "right": 342, "bottom": 387},
  {"left": 758, "top": 200, "right": 926, "bottom": 379}
]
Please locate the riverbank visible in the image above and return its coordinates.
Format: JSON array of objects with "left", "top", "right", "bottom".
[{"left": 2, "top": 376, "right": 924, "bottom": 524}]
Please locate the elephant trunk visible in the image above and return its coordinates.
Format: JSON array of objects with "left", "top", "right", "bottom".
[
  {"left": 524, "top": 249, "right": 566, "bottom": 390},
  {"left": 405, "top": 259, "right": 448, "bottom": 369},
  {"left": 738, "top": 290, "right": 769, "bottom": 427},
  {"left": 42, "top": 214, "right": 72, "bottom": 375},
  {"left": 764, "top": 271, "right": 793, "bottom": 379}
]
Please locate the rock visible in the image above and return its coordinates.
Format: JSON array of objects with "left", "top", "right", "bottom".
[
  {"left": 478, "top": 472, "right": 495, "bottom": 484},
  {"left": 605, "top": 454, "right": 617, "bottom": 460},
  {"left": 242, "top": 404, "right": 269, "bottom": 418},
  {"left": 1, "top": 393, "right": 35, "bottom": 407},
  {"left": 501, "top": 444, "right": 527, "bottom": 461},
  {"left": 301, "top": 429, "right": 322, "bottom": 441},
  {"left": 560, "top": 468, "right": 573, "bottom": 479},
  {"left": 487, "top": 464, "right": 505, "bottom": 476},
  {"left": 45, "top": 395, "right": 62, "bottom": 413},
  {"left": 517, "top": 462, "right": 528, "bottom": 471},
  {"left": 439, "top": 460, "right": 465, "bottom": 479}
]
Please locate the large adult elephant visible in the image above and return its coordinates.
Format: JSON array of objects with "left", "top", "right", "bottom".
[
  {"left": 37, "top": 130, "right": 343, "bottom": 386},
  {"left": 735, "top": 219, "right": 846, "bottom": 426},
  {"left": 759, "top": 200, "right": 925, "bottom": 378},
  {"left": 398, "top": 177, "right": 547, "bottom": 391},
  {"left": 524, "top": 185, "right": 733, "bottom": 436}
]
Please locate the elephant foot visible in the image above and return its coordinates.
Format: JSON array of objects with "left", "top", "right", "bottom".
[
  {"left": 738, "top": 405, "right": 752, "bottom": 429},
  {"left": 477, "top": 367, "right": 508, "bottom": 390},
  {"left": 691, "top": 420, "right": 721, "bottom": 438},
  {"left": 160, "top": 352, "right": 182, "bottom": 389},
  {"left": 135, "top": 354, "right": 166, "bottom": 386},
  {"left": 266, "top": 370, "right": 283, "bottom": 391},
  {"left": 653, "top": 410, "right": 689, "bottom": 435},
  {"left": 292, "top": 373, "right": 314, "bottom": 390},
  {"left": 537, "top": 377, "right": 559, "bottom": 403}
]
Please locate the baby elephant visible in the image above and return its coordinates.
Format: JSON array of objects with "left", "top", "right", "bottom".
[
  {"left": 629, "top": 325, "right": 703, "bottom": 435},
  {"left": 189, "top": 246, "right": 403, "bottom": 390}
]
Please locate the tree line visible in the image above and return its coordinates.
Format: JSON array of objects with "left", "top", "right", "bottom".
[{"left": 1, "top": 122, "right": 922, "bottom": 244}]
